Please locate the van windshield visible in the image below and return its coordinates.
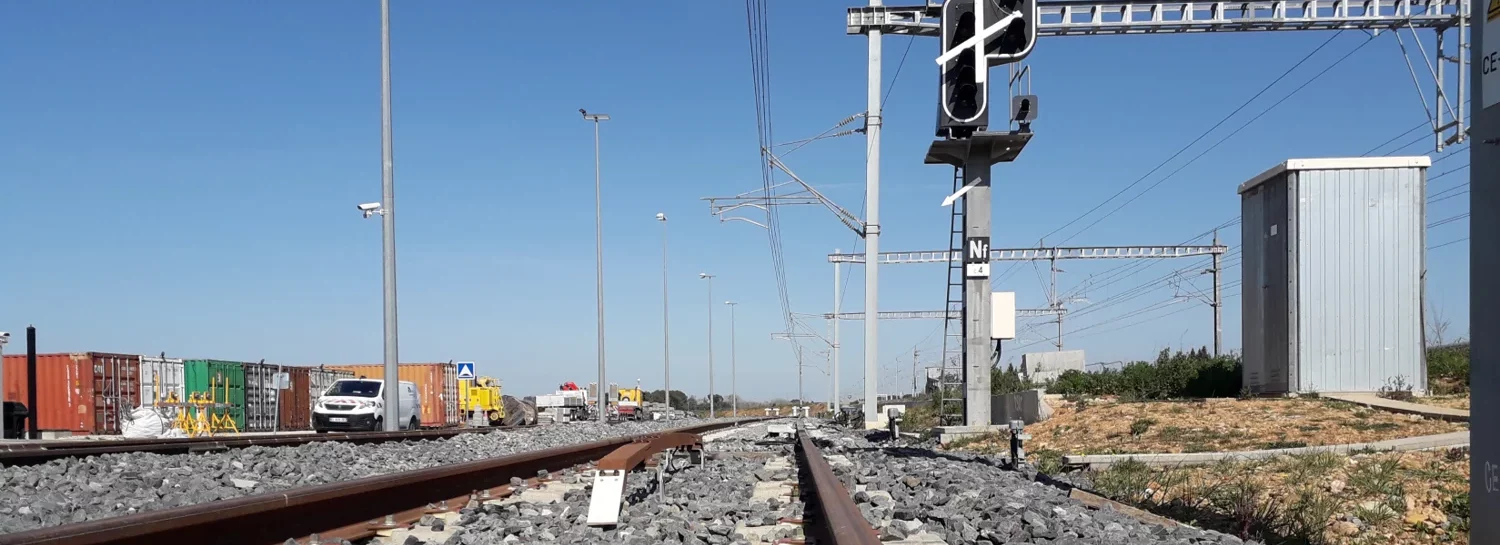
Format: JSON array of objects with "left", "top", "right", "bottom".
[{"left": 326, "top": 380, "right": 382, "bottom": 397}]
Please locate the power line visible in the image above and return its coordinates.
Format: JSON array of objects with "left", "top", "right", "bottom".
[{"left": 1430, "top": 237, "right": 1468, "bottom": 250}]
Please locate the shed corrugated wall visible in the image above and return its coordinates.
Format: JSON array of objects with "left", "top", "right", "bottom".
[{"left": 1291, "top": 166, "right": 1426, "bottom": 393}]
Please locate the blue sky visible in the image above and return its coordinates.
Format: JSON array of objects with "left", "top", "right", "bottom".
[{"left": 0, "top": 2, "right": 1471, "bottom": 402}]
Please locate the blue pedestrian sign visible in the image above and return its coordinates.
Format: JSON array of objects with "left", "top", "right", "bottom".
[{"left": 457, "top": 362, "right": 476, "bottom": 380}]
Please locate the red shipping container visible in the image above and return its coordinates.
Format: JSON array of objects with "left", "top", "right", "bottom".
[
  {"left": 279, "top": 366, "right": 312, "bottom": 431},
  {"left": 2, "top": 352, "right": 140, "bottom": 435}
]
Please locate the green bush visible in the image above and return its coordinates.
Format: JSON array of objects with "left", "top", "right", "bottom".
[
  {"left": 992, "top": 366, "right": 1036, "bottom": 395},
  {"left": 1427, "top": 343, "right": 1469, "bottom": 392},
  {"left": 1046, "top": 348, "right": 1242, "bottom": 400}
]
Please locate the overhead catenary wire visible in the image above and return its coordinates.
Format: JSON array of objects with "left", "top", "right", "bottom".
[{"left": 995, "top": 31, "right": 1363, "bottom": 287}]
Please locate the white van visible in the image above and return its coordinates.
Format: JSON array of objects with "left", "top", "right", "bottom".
[{"left": 313, "top": 378, "right": 422, "bottom": 432}]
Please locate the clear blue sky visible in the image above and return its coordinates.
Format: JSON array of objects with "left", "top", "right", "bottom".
[{"left": 0, "top": 2, "right": 1470, "bottom": 402}]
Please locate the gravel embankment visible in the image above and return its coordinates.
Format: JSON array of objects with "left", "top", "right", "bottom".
[
  {"left": 0, "top": 419, "right": 718, "bottom": 535},
  {"left": 816, "top": 425, "right": 1259, "bottom": 544},
  {"left": 410, "top": 421, "right": 799, "bottom": 545}
]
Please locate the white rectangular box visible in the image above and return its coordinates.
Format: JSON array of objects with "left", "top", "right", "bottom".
[{"left": 991, "top": 291, "right": 1016, "bottom": 340}]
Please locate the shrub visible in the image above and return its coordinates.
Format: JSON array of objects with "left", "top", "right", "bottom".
[
  {"left": 991, "top": 366, "right": 1036, "bottom": 395},
  {"left": 1046, "top": 348, "right": 1242, "bottom": 400},
  {"left": 1427, "top": 343, "right": 1469, "bottom": 393}
]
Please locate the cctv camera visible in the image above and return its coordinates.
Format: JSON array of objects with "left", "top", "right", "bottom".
[
  {"left": 0, "top": 332, "right": 10, "bottom": 344},
  {"left": 357, "top": 203, "right": 382, "bottom": 212},
  {"left": 656, "top": 213, "right": 667, "bottom": 221}
]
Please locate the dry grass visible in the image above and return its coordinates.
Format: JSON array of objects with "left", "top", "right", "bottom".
[
  {"left": 1084, "top": 449, "right": 1469, "bottom": 544},
  {"left": 1006, "top": 397, "right": 1465, "bottom": 455},
  {"left": 1410, "top": 395, "right": 1470, "bottom": 411}
]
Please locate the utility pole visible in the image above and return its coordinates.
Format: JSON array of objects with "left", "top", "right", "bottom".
[
  {"left": 862, "top": 0, "right": 884, "bottom": 431},
  {"left": 832, "top": 249, "right": 841, "bottom": 412},
  {"left": 1051, "top": 254, "right": 1063, "bottom": 351},
  {"left": 911, "top": 349, "right": 919, "bottom": 395},
  {"left": 699, "top": 273, "right": 716, "bottom": 417},
  {"left": 1467, "top": 10, "right": 1493, "bottom": 537},
  {"left": 726, "top": 300, "right": 738, "bottom": 417},
  {"left": 581, "top": 109, "right": 611, "bottom": 422},
  {"left": 657, "top": 213, "right": 672, "bottom": 410},
  {"left": 1211, "top": 231, "right": 1222, "bottom": 356},
  {"left": 378, "top": 0, "right": 401, "bottom": 431}
]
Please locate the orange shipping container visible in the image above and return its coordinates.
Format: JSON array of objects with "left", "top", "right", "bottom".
[
  {"left": 321, "top": 363, "right": 458, "bottom": 428},
  {"left": 2, "top": 353, "right": 141, "bottom": 435}
]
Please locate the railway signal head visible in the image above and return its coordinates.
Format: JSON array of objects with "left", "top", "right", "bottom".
[
  {"left": 937, "top": 0, "right": 988, "bottom": 138},
  {"left": 985, "top": 0, "right": 1038, "bottom": 64}
]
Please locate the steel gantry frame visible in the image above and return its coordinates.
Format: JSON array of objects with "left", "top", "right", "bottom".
[
  {"left": 844, "top": 0, "right": 1468, "bottom": 429},
  {"left": 830, "top": 243, "right": 1227, "bottom": 424},
  {"left": 848, "top": 0, "right": 1469, "bottom": 151}
]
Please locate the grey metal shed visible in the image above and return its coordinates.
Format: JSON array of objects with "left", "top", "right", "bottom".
[{"left": 1238, "top": 157, "right": 1429, "bottom": 395}]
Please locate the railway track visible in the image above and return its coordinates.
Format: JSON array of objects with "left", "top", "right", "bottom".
[
  {"left": 0, "top": 426, "right": 536, "bottom": 466},
  {"left": 0, "top": 418, "right": 891, "bottom": 545}
]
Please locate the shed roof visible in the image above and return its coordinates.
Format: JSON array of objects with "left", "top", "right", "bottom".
[{"left": 1237, "top": 156, "right": 1431, "bottom": 195}]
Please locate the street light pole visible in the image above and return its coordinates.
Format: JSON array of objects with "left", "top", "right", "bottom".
[
  {"left": 657, "top": 213, "right": 671, "bottom": 413},
  {"left": 725, "top": 301, "right": 738, "bottom": 417},
  {"left": 378, "top": 0, "right": 401, "bottom": 431},
  {"left": 581, "top": 108, "right": 610, "bottom": 422},
  {"left": 699, "top": 273, "right": 715, "bottom": 418}
]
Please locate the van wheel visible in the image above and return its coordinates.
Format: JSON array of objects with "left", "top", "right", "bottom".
[
  {"left": 409, "top": 416, "right": 420, "bottom": 430},
  {"left": 371, "top": 418, "right": 383, "bottom": 432}
]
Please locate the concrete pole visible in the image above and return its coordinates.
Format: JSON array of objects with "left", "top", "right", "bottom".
[
  {"left": 0, "top": 343, "right": 5, "bottom": 440},
  {"left": 726, "top": 301, "right": 738, "bottom": 417},
  {"left": 832, "top": 250, "right": 841, "bottom": 413},
  {"left": 378, "top": 0, "right": 401, "bottom": 432},
  {"left": 658, "top": 214, "right": 671, "bottom": 411},
  {"left": 964, "top": 148, "right": 993, "bottom": 428},
  {"left": 702, "top": 274, "right": 715, "bottom": 417},
  {"left": 591, "top": 116, "right": 607, "bottom": 423},
  {"left": 1212, "top": 232, "right": 1222, "bottom": 357},
  {"left": 1466, "top": 8, "right": 1493, "bottom": 538},
  {"left": 862, "top": 0, "right": 883, "bottom": 430}
]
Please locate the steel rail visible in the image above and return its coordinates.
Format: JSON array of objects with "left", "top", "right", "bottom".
[
  {"left": 0, "top": 419, "right": 760, "bottom": 545},
  {"left": 0, "top": 426, "right": 535, "bottom": 466},
  {"left": 795, "top": 426, "right": 881, "bottom": 545}
]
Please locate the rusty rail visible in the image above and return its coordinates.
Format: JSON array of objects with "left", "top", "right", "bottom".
[
  {"left": 795, "top": 426, "right": 881, "bottom": 545},
  {"left": 0, "top": 426, "right": 533, "bottom": 466},
  {"left": 0, "top": 419, "right": 760, "bottom": 545}
]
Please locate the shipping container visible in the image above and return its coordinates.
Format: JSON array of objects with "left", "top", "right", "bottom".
[
  {"left": 243, "top": 361, "right": 287, "bottom": 433},
  {"left": 1238, "top": 157, "right": 1428, "bottom": 395},
  {"left": 323, "top": 363, "right": 459, "bottom": 427},
  {"left": 280, "top": 367, "right": 312, "bottom": 431},
  {"left": 2, "top": 353, "right": 140, "bottom": 435},
  {"left": 184, "top": 360, "right": 246, "bottom": 431},
  {"left": 139, "top": 356, "right": 186, "bottom": 420}
]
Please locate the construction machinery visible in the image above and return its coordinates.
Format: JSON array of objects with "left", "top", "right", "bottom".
[
  {"left": 458, "top": 376, "right": 505, "bottom": 427},
  {"left": 536, "top": 382, "right": 588, "bottom": 423},
  {"left": 615, "top": 386, "right": 645, "bottom": 421}
]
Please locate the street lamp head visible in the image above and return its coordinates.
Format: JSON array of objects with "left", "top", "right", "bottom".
[
  {"left": 580, "top": 109, "right": 610, "bottom": 121},
  {"left": 0, "top": 332, "right": 9, "bottom": 345},
  {"left": 725, "top": 301, "right": 736, "bottom": 306},
  {"left": 656, "top": 213, "right": 667, "bottom": 221},
  {"left": 699, "top": 273, "right": 712, "bottom": 279}
]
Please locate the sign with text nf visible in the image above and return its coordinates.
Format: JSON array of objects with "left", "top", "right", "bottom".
[
  {"left": 1485, "top": 0, "right": 1499, "bottom": 109},
  {"left": 457, "top": 362, "right": 476, "bottom": 380},
  {"left": 965, "top": 236, "right": 991, "bottom": 278}
]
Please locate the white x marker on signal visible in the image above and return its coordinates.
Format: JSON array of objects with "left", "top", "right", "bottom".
[{"left": 934, "top": 2, "right": 1024, "bottom": 85}]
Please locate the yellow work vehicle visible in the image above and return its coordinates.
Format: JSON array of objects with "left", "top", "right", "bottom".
[
  {"left": 616, "top": 387, "right": 645, "bottom": 420},
  {"left": 459, "top": 376, "right": 506, "bottom": 427}
]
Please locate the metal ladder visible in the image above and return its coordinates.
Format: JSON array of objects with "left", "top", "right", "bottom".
[{"left": 938, "top": 165, "right": 967, "bottom": 426}]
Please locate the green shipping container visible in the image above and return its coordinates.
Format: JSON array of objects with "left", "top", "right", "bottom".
[{"left": 184, "top": 360, "right": 247, "bottom": 431}]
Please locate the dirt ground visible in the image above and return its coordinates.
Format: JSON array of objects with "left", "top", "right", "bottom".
[
  {"left": 1008, "top": 397, "right": 1467, "bottom": 455},
  {"left": 1411, "top": 395, "right": 1470, "bottom": 411},
  {"left": 1083, "top": 449, "right": 1470, "bottom": 544}
]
